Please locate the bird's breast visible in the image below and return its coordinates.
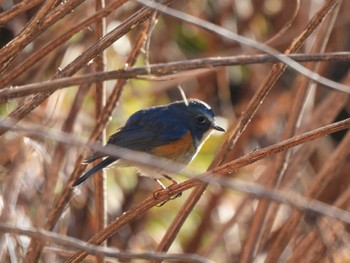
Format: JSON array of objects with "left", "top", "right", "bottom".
[{"left": 150, "top": 131, "right": 197, "bottom": 165}]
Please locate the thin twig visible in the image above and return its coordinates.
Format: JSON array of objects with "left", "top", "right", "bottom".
[
  {"left": 93, "top": 1, "right": 107, "bottom": 262},
  {"left": 0, "top": 0, "right": 85, "bottom": 73},
  {"left": 136, "top": 0, "right": 349, "bottom": 93},
  {"left": 1, "top": 52, "right": 349, "bottom": 100},
  {"left": 244, "top": 2, "right": 343, "bottom": 261},
  {"left": 1, "top": 116, "right": 350, "bottom": 261},
  {"left": 264, "top": 0, "right": 301, "bottom": 46},
  {"left": 0, "top": 0, "right": 43, "bottom": 26},
  {"left": 0, "top": 141, "right": 26, "bottom": 261},
  {"left": 0, "top": 0, "right": 173, "bottom": 138},
  {"left": 65, "top": 116, "right": 350, "bottom": 261},
  {"left": 265, "top": 129, "right": 350, "bottom": 262},
  {"left": 0, "top": 223, "right": 209, "bottom": 263},
  {"left": 23, "top": 80, "right": 91, "bottom": 262},
  {"left": 156, "top": 0, "right": 341, "bottom": 256},
  {"left": 0, "top": 0, "right": 129, "bottom": 90},
  {"left": 23, "top": 18, "right": 155, "bottom": 261}
]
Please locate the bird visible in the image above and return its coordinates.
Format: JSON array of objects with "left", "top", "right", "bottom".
[{"left": 73, "top": 99, "right": 225, "bottom": 189}]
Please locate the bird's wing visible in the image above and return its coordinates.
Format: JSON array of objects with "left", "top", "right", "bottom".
[
  {"left": 85, "top": 107, "right": 188, "bottom": 163},
  {"left": 108, "top": 121, "right": 187, "bottom": 152}
]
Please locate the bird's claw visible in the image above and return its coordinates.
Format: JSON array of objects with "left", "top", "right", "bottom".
[{"left": 153, "top": 185, "right": 182, "bottom": 207}]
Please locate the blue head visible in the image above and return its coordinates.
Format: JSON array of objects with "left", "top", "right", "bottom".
[{"left": 168, "top": 99, "right": 225, "bottom": 146}]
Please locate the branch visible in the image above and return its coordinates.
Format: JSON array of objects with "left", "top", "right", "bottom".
[
  {"left": 136, "top": 0, "right": 350, "bottom": 93},
  {"left": 0, "top": 223, "right": 209, "bottom": 262},
  {"left": 1, "top": 117, "right": 350, "bottom": 261},
  {"left": 1, "top": 52, "right": 349, "bottom": 100},
  {"left": 0, "top": 0, "right": 43, "bottom": 26},
  {"left": 155, "top": 0, "right": 343, "bottom": 254}
]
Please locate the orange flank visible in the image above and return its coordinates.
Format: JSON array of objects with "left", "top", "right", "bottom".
[{"left": 151, "top": 131, "right": 195, "bottom": 163}]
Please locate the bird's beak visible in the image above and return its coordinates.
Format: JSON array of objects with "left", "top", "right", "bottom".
[{"left": 212, "top": 123, "right": 225, "bottom": 132}]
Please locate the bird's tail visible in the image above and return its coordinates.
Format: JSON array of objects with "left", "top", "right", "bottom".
[{"left": 73, "top": 157, "right": 116, "bottom": 186}]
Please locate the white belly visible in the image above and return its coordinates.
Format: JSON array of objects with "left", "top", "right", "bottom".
[{"left": 117, "top": 159, "right": 187, "bottom": 179}]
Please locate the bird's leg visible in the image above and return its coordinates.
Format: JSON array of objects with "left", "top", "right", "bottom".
[
  {"left": 161, "top": 174, "right": 182, "bottom": 200},
  {"left": 152, "top": 176, "right": 182, "bottom": 206},
  {"left": 154, "top": 178, "right": 167, "bottom": 190},
  {"left": 153, "top": 179, "right": 170, "bottom": 207}
]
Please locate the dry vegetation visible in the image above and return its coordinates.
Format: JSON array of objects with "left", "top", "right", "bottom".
[{"left": 1, "top": 0, "right": 350, "bottom": 262}]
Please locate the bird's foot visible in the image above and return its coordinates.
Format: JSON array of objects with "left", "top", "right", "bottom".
[
  {"left": 169, "top": 187, "right": 182, "bottom": 200},
  {"left": 153, "top": 177, "right": 182, "bottom": 206},
  {"left": 163, "top": 175, "right": 182, "bottom": 200}
]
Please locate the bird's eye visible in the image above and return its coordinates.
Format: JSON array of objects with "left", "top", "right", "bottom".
[{"left": 197, "top": 116, "right": 206, "bottom": 123}]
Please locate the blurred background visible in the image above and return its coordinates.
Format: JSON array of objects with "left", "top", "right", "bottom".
[{"left": 1, "top": 0, "right": 350, "bottom": 262}]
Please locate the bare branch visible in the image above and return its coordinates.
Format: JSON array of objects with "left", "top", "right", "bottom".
[
  {"left": 136, "top": 0, "right": 350, "bottom": 93},
  {"left": 0, "top": 223, "right": 209, "bottom": 262},
  {"left": 1, "top": 52, "right": 349, "bottom": 100}
]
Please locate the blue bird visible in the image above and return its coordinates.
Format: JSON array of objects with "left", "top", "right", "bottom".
[{"left": 73, "top": 99, "right": 224, "bottom": 188}]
